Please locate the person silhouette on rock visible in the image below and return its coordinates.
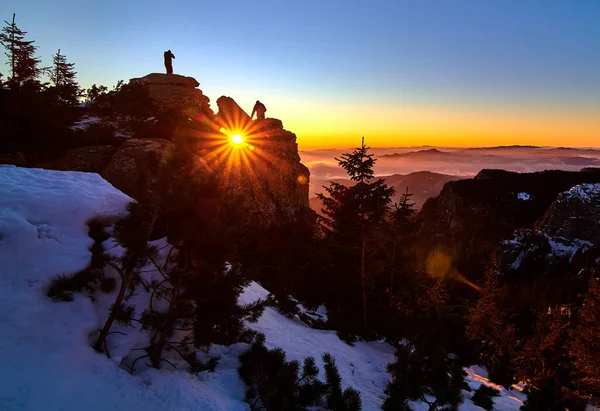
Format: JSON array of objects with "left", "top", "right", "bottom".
[
  {"left": 251, "top": 100, "right": 267, "bottom": 121},
  {"left": 164, "top": 50, "right": 175, "bottom": 74}
]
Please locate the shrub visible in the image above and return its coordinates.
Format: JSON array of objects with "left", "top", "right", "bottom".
[
  {"left": 238, "top": 334, "right": 362, "bottom": 411},
  {"left": 471, "top": 385, "right": 500, "bottom": 410},
  {"left": 383, "top": 343, "right": 465, "bottom": 411}
]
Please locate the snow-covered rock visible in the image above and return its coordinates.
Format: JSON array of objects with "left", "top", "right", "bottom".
[
  {"left": 498, "top": 183, "right": 600, "bottom": 276},
  {"left": 540, "top": 184, "right": 600, "bottom": 244}
]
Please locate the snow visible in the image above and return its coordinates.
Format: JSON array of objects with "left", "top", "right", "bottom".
[
  {"left": 464, "top": 366, "right": 527, "bottom": 410},
  {"left": 239, "top": 282, "right": 395, "bottom": 410},
  {"left": 0, "top": 167, "right": 248, "bottom": 411},
  {"left": 517, "top": 192, "right": 531, "bottom": 201},
  {"left": 559, "top": 183, "right": 600, "bottom": 203},
  {"left": 71, "top": 116, "right": 101, "bottom": 130},
  {"left": 546, "top": 235, "right": 592, "bottom": 263},
  {"left": 0, "top": 166, "right": 528, "bottom": 411},
  {"left": 0, "top": 166, "right": 132, "bottom": 286}
]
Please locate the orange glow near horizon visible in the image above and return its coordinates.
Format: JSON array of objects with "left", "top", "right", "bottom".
[{"left": 264, "top": 98, "right": 600, "bottom": 149}]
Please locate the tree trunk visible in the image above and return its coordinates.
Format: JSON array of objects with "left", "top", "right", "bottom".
[
  {"left": 389, "top": 237, "right": 397, "bottom": 318},
  {"left": 149, "top": 280, "right": 180, "bottom": 369},
  {"left": 360, "top": 232, "right": 367, "bottom": 331},
  {"left": 93, "top": 273, "right": 129, "bottom": 352},
  {"left": 10, "top": 14, "right": 15, "bottom": 81}
]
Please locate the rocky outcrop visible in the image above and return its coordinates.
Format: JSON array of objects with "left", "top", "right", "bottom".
[
  {"left": 27, "top": 146, "right": 118, "bottom": 173},
  {"left": 216, "top": 96, "right": 252, "bottom": 130},
  {"left": 417, "top": 169, "right": 600, "bottom": 285},
  {"left": 538, "top": 184, "right": 600, "bottom": 244},
  {"left": 492, "top": 184, "right": 600, "bottom": 310},
  {"left": 2, "top": 73, "right": 310, "bottom": 227},
  {"left": 211, "top": 97, "right": 310, "bottom": 222},
  {"left": 0, "top": 152, "right": 27, "bottom": 167},
  {"left": 129, "top": 73, "right": 213, "bottom": 116},
  {"left": 100, "top": 138, "right": 211, "bottom": 201}
]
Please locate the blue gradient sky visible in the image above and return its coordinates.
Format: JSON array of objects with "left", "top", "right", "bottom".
[{"left": 2, "top": 1, "right": 599, "bottom": 148}]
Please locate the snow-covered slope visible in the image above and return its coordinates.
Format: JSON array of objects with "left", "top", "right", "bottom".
[
  {"left": 0, "top": 166, "right": 248, "bottom": 411},
  {"left": 0, "top": 166, "right": 526, "bottom": 411}
]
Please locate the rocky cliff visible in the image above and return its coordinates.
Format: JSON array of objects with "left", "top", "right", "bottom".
[
  {"left": 491, "top": 183, "right": 600, "bottom": 310},
  {"left": 10, "top": 73, "right": 310, "bottom": 226},
  {"left": 210, "top": 96, "right": 310, "bottom": 222},
  {"left": 417, "top": 169, "right": 600, "bottom": 285}
]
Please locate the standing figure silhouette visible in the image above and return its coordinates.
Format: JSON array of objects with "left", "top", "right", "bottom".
[
  {"left": 164, "top": 50, "right": 175, "bottom": 74},
  {"left": 251, "top": 100, "right": 267, "bottom": 120}
]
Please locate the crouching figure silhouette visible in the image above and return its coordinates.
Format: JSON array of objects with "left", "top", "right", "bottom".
[{"left": 251, "top": 100, "right": 267, "bottom": 121}]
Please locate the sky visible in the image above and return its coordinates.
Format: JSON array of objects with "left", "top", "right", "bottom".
[{"left": 2, "top": 0, "right": 599, "bottom": 149}]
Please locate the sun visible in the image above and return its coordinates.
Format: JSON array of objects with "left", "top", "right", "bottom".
[{"left": 231, "top": 134, "right": 244, "bottom": 145}]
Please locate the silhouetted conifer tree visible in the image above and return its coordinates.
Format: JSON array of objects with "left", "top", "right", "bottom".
[
  {"left": 383, "top": 341, "right": 465, "bottom": 411},
  {"left": 238, "top": 334, "right": 361, "bottom": 411},
  {"left": 471, "top": 385, "right": 500, "bottom": 411},
  {"left": 466, "top": 267, "right": 518, "bottom": 387},
  {"left": 50, "top": 48, "right": 81, "bottom": 106},
  {"left": 386, "top": 188, "right": 417, "bottom": 318},
  {"left": 127, "top": 144, "right": 265, "bottom": 372},
  {"left": 0, "top": 13, "right": 43, "bottom": 88},
  {"left": 317, "top": 137, "right": 394, "bottom": 335},
  {"left": 322, "top": 353, "right": 362, "bottom": 411},
  {"left": 92, "top": 202, "right": 157, "bottom": 354},
  {"left": 515, "top": 308, "right": 585, "bottom": 410}
]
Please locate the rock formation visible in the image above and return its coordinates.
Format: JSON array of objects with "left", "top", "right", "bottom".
[
  {"left": 101, "top": 138, "right": 212, "bottom": 201},
  {"left": 491, "top": 183, "right": 600, "bottom": 308},
  {"left": 30, "top": 146, "right": 118, "bottom": 173},
  {"left": 129, "top": 73, "right": 213, "bottom": 116},
  {"left": 211, "top": 96, "right": 310, "bottom": 222},
  {"left": 417, "top": 169, "right": 600, "bottom": 285},
  {"left": 8, "top": 73, "right": 311, "bottom": 226}
]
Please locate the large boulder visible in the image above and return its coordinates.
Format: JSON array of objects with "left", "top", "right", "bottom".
[
  {"left": 27, "top": 145, "right": 118, "bottom": 173},
  {"left": 215, "top": 96, "right": 253, "bottom": 134},
  {"left": 538, "top": 184, "right": 600, "bottom": 244},
  {"left": 129, "top": 73, "right": 213, "bottom": 116},
  {"left": 100, "top": 138, "right": 211, "bottom": 201}
]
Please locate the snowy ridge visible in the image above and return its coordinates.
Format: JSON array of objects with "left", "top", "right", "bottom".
[
  {"left": 558, "top": 183, "right": 600, "bottom": 204},
  {"left": 0, "top": 167, "right": 525, "bottom": 410}
]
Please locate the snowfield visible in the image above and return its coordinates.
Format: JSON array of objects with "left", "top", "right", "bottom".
[{"left": 0, "top": 166, "right": 526, "bottom": 410}]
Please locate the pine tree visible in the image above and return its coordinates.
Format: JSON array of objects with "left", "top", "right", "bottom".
[
  {"left": 387, "top": 187, "right": 417, "bottom": 317},
  {"left": 50, "top": 48, "right": 80, "bottom": 106},
  {"left": 125, "top": 144, "right": 265, "bottom": 372},
  {"left": 0, "top": 13, "right": 43, "bottom": 88},
  {"left": 317, "top": 137, "right": 394, "bottom": 334},
  {"left": 466, "top": 267, "right": 518, "bottom": 387},
  {"left": 383, "top": 342, "right": 465, "bottom": 411},
  {"left": 92, "top": 202, "right": 157, "bottom": 354}
]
